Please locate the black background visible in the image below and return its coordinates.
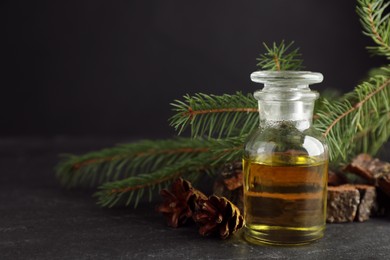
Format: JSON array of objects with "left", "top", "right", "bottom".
[{"left": 1, "top": 0, "right": 386, "bottom": 138}]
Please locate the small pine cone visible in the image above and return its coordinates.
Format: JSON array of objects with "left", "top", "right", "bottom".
[
  {"left": 156, "top": 178, "right": 207, "bottom": 228},
  {"left": 193, "top": 195, "right": 244, "bottom": 239}
]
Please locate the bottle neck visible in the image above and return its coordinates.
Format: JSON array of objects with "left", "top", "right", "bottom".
[
  {"left": 251, "top": 72, "right": 322, "bottom": 132},
  {"left": 258, "top": 100, "right": 314, "bottom": 131}
]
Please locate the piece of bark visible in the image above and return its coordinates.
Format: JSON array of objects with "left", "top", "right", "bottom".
[
  {"left": 344, "top": 154, "right": 390, "bottom": 196},
  {"left": 327, "top": 184, "right": 377, "bottom": 223},
  {"left": 219, "top": 161, "right": 243, "bottom": 189},
  {"left": 223, "top": 171, "right": 243, "bottom": 191},
  {"left": 327, "top": 185, "right": 360, "bottom": 223},
  {"left": 353, "top": 185, "right": 377, "bottom": 222},
  {"left": 344, "top": 154, "right": 377, "bottom": 181},
  {"left": 344, "top": 153, "right": 390, "bottom": 181},
  {"left": 328, "top": 170, "right": 347, "bottom": 186},
  {"left": 213, "top": 161, "right": 244, "bottom": 212}
]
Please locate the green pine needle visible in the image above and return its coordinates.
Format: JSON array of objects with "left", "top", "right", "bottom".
[
  {"left": 357, "top": 0, "right": 390, "bottom": 59},
  {"left": 56, "top": 138, "right": 218, "bottom": 188},
  {"left": 256, "top": 41, "right": 304, "bottom": 71},
  {"left": 314, "top": 66, "right": 390, "bottom": 164},
  {"left": 93, "top": 136, "right": 245, "bottom": 207},
  {"left": 169, "top": 92, "right": 258, "bottom": 139}
]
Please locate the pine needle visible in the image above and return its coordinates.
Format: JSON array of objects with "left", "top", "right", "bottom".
[
  {"left": 56, "top": 138, "right": 214, "bottom": 188},
  {"left": 256, "top": 40, "right": 304, "bottom": 71},
  {"left": 93, "top": 136, "right": 245, "bottom": 207},
  {"left": 314, "top": 67, "right": 390, "bottom": 164},
  {"left": 169, "top": 92, "right": 258, "bottom": 139},
  {"left": 357, "top": 0, "right": 390, "bottom": 59}
]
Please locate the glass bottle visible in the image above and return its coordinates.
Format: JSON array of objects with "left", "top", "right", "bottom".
[{"left": 243, "top": 71, "right": 328, "bottom": 246}]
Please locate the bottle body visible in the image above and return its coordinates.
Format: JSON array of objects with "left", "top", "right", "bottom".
[
  {"left": 243, "top": 125, "right": 328, "bottom": 245},
  {"left": 243, "top": 71, "right": 328, "bottom": 245}
]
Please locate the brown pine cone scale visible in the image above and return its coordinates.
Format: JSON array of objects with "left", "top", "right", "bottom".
[
  {"left": 193, "top": 195, "right": 244, "bottom": 239},
  {"left": 156, "top": 178, "right": 207, "bottom": 228}
]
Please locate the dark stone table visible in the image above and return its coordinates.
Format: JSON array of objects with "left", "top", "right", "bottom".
[{"left": 1, "top": 137, "right": 390, "bottom": 259}]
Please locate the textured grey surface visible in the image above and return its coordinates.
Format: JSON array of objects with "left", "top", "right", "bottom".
[{"left": 1, "top": 137, "right": 390, "bottom": 259}]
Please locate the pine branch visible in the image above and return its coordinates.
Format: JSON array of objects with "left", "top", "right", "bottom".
[
  {"left": 314, "top": 67, "right": 390, "bottom": 164},
  {"left": 256, "top": 41, "right": 304, "bottom": 71},
  {"left": 56, "top": 138, "right": 214, "bottom": 188},
  {"left": 169, "top": 92, "right": 258, "bottom": 139},
  {"left": 95, "top": 162, "right": 188, "bottom": 208},
  {"left": 60, "top": 68, "right": 390, "bottom": 206},
  {"left": 169, "top": 41, "right": 304, "bottom": 139},
  {"left": 357, "top": 0, "right": 390, "bottom": 59},
  {"left": 94, "top": 136, "right": 245, "bottom": 207},
  {"left": 352, "top": 110, "right": 390, "bottom": 155},
  {"left": 55, "top": 1, "right": 390, "bottom": 210},
  {"left": 313, "top": 89, "right": 343, "bottom": 116},
  {"left": 95, "top": 72, "right": 389, "bottom": 206}
]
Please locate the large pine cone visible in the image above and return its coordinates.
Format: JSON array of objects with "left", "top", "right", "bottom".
[
  {"left": 156, "top": 178, "right": 207, "bottom": 228},
  {"left": 192, "top": 195, "right": 244, "bottom": 239}
]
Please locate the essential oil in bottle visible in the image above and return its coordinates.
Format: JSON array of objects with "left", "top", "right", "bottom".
[
  {"left": 243, "top": 154, "right": 328, "bottom": 245},
  {"left": 243, "top": 71, "right": 328, "bottom": 246}
]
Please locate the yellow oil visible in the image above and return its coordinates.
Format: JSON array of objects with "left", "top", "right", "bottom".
[{"left": 243, "top": 154, "right": 328, "bottom": 246}]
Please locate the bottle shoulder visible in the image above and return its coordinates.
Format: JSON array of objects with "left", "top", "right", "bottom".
[{"left": 244, "top": 126, "right": 328, "bottom": 159}]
